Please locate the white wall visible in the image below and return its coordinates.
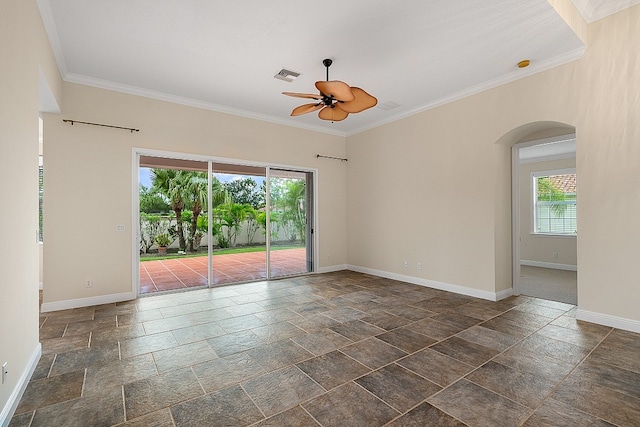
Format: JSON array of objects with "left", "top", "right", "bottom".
[
  {"left": 519, "top": 157, "right": 577, "bottom": 268},
  {"left": 347, "top": 4, "right": 640, "bottom": 327},
  {"left": 43, "top": 83, "right": 347, "bottom": 308},
  {"left": 0, "top": 0, "right": 61, "bottom": 422}
]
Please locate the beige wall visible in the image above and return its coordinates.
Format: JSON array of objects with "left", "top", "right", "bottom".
[
  {"left": 575, "top": 7, "right": 640, "bottom": 322},
  {"left": 519, "top": 157, "right": 577, "bottom": 267},
  {"left": 347, "top": 4, "right": 640, "bottom": 323},
  {"left": 4, "top": 1, "right": 640, "bottom": 418},
  {"left": 0, "top": 0, "right": 61, "bottom": 419},
  {"left": 43, "top": 83, "right": 347, "bottom": 306},
  {"left": 548, "top": 0, "right": 589, "bottom": 44}
]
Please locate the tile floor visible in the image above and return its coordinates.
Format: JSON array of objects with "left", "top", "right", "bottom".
[
  {"left": 11, "top": 271, "right": 640, "bottom": 426},
  {"left": 139, "top": 248, "right": 307, "bottom": 294}
]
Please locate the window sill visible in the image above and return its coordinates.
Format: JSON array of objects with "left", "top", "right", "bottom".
[{"left": 530, "top": 233, "right": 576, "bottom": 238}]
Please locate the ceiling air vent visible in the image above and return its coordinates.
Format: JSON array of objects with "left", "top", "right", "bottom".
[{"left": 274, "top": 69, "right": 300, "bottom": 82}]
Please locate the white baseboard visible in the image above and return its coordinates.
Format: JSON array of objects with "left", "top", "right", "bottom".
[
  {"left": 316, "top": 264, "right": 348, "bottom": 274},
  {"left": 0, "top": 343, "right": 41, "bottom": 427},
  {"left": 576, "top": 309, "right": 640, "bottom": 333},
  {"left": 495, "top": 287, "right": 514, "bottom": 301},
  {"left": 521, "top": 260, "right": 577, "bottom": 271},
  {"left": 347, "top": 264, "right": 501, "bottom": 301},
  {"left": 40, "top": 291, "right": 136, "bottom": 313}
]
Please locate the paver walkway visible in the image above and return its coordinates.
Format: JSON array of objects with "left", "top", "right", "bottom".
[{"left": 140, "top": 247, "right": 307, "bottom": 294}]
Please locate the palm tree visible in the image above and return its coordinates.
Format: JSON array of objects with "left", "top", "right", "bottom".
[
  {"left": 185, "top": 172, "right": 207, "bottom": 252},
  {"left": 215, "top": 199, "right": 250, "bottom": 247},
  {"left": 279, "top": 179, "right": 306, "bottom": 242},
  {"left": 536, "top": 177, "right": 567, "bottom": 217},
  {"left": 244, "top": 206, "right": 260, "bottom": 245},
  {"left": 210, "top": 176, "right": 228, "bottom": 209},
  {"left": 151, "top": 169, "right": 190, "bottom": 251},
  {"left": 183, "top": 173, "right": 228, "bottom": 252}
]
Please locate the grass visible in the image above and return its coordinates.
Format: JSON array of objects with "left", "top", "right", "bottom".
[{"left": 140, "top": 245, "right": 301, "bottom": 262}]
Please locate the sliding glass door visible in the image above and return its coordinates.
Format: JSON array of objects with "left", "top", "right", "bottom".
[
  {"left": 137, "top": 155, "right": 313, "bottom": 295},
  {"left": 211, "top": 163, "right": 267, "bottom": 285},
  {"left": 268, "top": 169, "right": 313, "bottom": 278},
  {"left": 138, "top": 157, "right": 209, "bottom": 294}
]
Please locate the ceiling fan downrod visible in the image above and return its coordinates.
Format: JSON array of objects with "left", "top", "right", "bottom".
[
  {"left": 323, "top": 58, "right": 332, "bottom": 81},
  {"left": 322, "top": 59, "right": 334, "bottom": 106}
]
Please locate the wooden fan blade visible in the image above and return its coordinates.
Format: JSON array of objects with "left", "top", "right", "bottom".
[
  {"left": 291, "top": 103, "right": 323, "bottom": 116},
  {"left": 282, "top": 92, "right": 323, "bottom": 100},
  {"left": 318, "top": 105, "right": 349, "bottom": 121},
  {"left": 336, "top": 87, "right": 377, "bottom": 113},
  {"left": 315, "top": 81, "right": 355, "bottom": 102}
]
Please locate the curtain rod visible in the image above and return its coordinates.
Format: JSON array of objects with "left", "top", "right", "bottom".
[
  {"left": 317, "top": 154, "right": 347, "bottom": 162},
  {"left": 63, "top": 119, "right": 140, "bottom": 133}
]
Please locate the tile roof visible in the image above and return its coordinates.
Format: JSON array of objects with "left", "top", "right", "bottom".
[{"left": 549, "top": 173, "right": 577, "bottom": 194}]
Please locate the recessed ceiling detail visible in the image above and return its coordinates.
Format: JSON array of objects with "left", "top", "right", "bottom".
[{"left": 37, "top": 0, "right": 589, "bottom": 136}]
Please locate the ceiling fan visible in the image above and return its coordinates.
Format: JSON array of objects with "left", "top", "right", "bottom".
[{"left": 283, "top": 59, "right": 377, "bottom": 122}]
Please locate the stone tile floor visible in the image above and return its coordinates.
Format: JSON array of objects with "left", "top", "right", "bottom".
[{"left": 10, "top": 271, "right": 640, "bottom": 426}]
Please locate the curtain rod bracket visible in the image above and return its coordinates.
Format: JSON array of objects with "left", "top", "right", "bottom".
[
  {"left": 317, "top": 154, "right": 347, "bottom": 162},
  {"left": 63, "top": 119, "right": 139, "bottom": 133}
]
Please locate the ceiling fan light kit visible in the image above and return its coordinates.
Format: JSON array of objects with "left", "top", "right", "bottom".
[{"left": 283, "top": 59, "right": 377, "bottom": 122}]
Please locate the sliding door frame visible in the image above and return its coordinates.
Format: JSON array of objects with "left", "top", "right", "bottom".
[
  {"left": 267, "top": 168, "right": 314, "bottom": 279},
  {"left": 132, "top": 147, "right": 318, "bottom": 297}
]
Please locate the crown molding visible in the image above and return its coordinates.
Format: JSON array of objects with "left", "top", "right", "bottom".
[
  {"left": 60, "top": 43, "right": 583, "bottom": 140},
  {"left": 345, "top": 46, "right": 585, "bottom": 137},
  {"left": 64, "top": 73, "right": 347, "bottom": 137}
]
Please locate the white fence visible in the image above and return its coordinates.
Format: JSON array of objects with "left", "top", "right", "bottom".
[{"left": 140, "top": 216, "right": 300, "bottom": 252}]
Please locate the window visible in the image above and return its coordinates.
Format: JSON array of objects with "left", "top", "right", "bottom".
[{"left": 532, "top": 169, "right": 576, "bottom": 235}]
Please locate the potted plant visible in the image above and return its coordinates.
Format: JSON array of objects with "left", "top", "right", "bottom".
[{"left": 155, "top": 233, "right": 171, "bottom": 255}]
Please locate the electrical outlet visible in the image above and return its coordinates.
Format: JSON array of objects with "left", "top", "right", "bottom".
[
  {"left": 86, "top": 279, "right": 93, "bottom": 288},
  {"left": 417, "top": 262, "right": 422, "bottom": 270},
  {"left": 403, "top": 261, "right": 408, "bottom": 268},
  {"left": 552, "top": 252, "right": 558, "bottom": 258},
  {"left": 2, "top": 362, "right": 7, "bottom": 384}
]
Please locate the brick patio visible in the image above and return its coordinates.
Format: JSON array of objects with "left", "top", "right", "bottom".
[{"left": 139, "top": 248, "right": 307, "bottom": 294}]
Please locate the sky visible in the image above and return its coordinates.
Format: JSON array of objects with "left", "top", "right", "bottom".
[{"left": 139, "top": 167, "right": 265, "bottom": 188}]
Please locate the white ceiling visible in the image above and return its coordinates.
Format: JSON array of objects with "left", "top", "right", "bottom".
[{"left": 37, "top": 0, "right": 628, "bottom": 136}]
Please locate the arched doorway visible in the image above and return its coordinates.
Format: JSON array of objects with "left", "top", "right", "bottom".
[{"left": 497, "top": 122, "right": 578, "bottom": 305}]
